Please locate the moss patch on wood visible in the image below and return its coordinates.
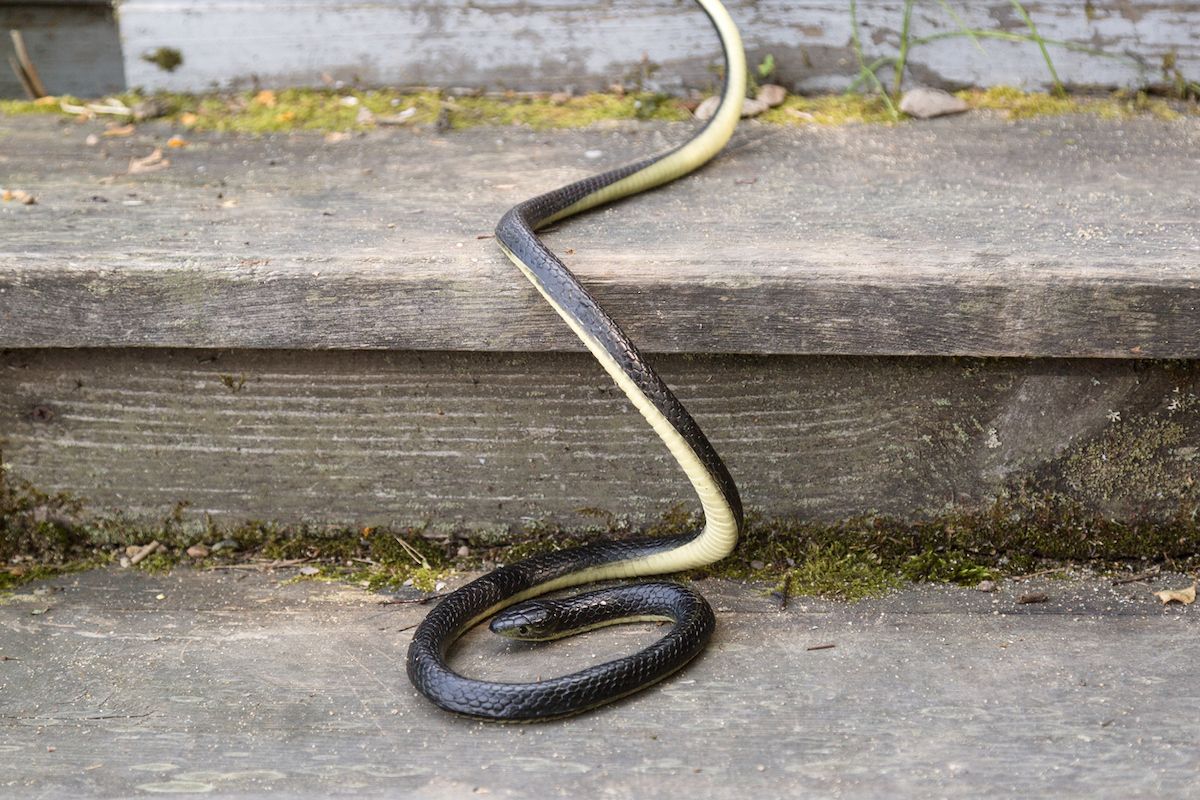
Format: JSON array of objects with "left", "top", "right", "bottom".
[
  {"left": 2, "top": 87, "right": 1193, "bottom": 134},
  {"left": 961, "top": 86, "right": 1183, "bottom": 120},
  {"left": 3, "top": 460, "right": 1198, "bottom": 603},
  {"left": 4, "top": 375, "right": 1198, "bottom": 601}
]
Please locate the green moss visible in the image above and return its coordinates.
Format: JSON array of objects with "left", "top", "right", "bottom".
[
  {"left": 134, "top": 551, "right": 181, "bottom": 575},
  {"left": 72, "top": 89, "right": 688, "bottom": 135},
  {"left": 449, "top": 92, "right": 689, "bottom": 129},
  {"left": 775, "top": 543, "right": 900, "bottom": 601},
  {"left": 4, "top": 86, "right": 1192, "bottom": 133},
  {"left": 0, "top": 461, "right": 89, "bottom": 563},
  {"left": 142, "top": 47, "right": 184, "bottom": 73},
  {"left": 0, "top": 558, "right": 107, "bottom": 595},
  {"left": 759, "top": 94, "right": 900, "bottom": 126},
  {"left": 961, "top": 86, "right": 1183, "bottom": 120},
  {"left": 0, "top": 96, "right": 74, "bottom": 116},
  {"left": 901, "top": 549, "right": 995, "bottom": 585}
]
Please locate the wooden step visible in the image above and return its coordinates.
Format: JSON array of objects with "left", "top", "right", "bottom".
[{"left": 2, "top": 113, "right": 1197, "bottom": 533}]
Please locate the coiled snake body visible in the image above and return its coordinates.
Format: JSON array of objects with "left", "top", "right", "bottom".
[{"left": 406, "top": 0, "right": 747, "bottom": 721}]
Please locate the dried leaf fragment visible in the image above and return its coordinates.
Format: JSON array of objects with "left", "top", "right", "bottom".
[
  {"left": 1153, "top": 581, "right": 1196, "bottom": 606},
  {"left": 103, "top": 123, "right": 135, "bottom": 138},
  {"left": 166, "top": 136, "right": 187, "bottom": 149},
  {"left": 254, "top": 89, "right": 277, "bottom": 108},
  {"left": 127, "top": 148, "right": 169, "bottom": 175},
  {"left": 2, "top": 189, "right": 36, "bottom": 205}
]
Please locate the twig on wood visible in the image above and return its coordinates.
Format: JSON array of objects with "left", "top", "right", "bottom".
[
  {"left": 128, "top": 540, "right": 162, "bottom": 566},
  {"left": 204, "top": 558, "right": 311, "bottom": 571},
  {"left": 1, "top": 711, "right": 153, "bottom": 721},
  {"left": 779, "top": 573, "right": 792, "bottom": 611},
  {"left": 1011, "top": 566, "right": 1068, "bottom": 581},
  {"left": 1112, "top": 566, "right": 1161, "bottom": 585},
  {"left": 9, "top": 30, "right": 47, "bottom": 98},
  {"left": 806, "top": 643, "right": 836, "bottom": 651},
  {"left": 393, "top": 535, "right": 431, "bottom": 569},
  {"left": 8, "top": 55, "right": 36, "bottom": 100},
  {"left": 377, "top": 593, "right": 448, "bottom": 606}
]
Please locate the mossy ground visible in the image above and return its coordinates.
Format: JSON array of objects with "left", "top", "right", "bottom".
[
  {"left": 1, "top": 86, "right": 1194, "bottom": 135},
  {"left": 6, "top": 449, "right": 1197, "bottom": 602},
  {"left": 960, "top": 86, "right": 1182, "bottom": 121}
]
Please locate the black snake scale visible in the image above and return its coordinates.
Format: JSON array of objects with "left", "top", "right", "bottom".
[{"left": 406, "top": 0, "right": 747, "bottom": 721}]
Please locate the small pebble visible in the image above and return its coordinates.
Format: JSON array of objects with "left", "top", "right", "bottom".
[
  {"left": 584, "top": 149, "right": 603, "bottom": 159},
  {"left": 750, "top": 560, "right": 766, "bottom": 570},
  {"left": 299, "top": 566, "right": 320, "bottom": 576},
  {"left": 976, "top": 580, "right": 997, "bottom": 593},
  {"left": 210, "top": 539, "right": 239, "bottom": 553},
  {"left": 898, "top": 86, "right": 970, "bottom": 119},
  {"left": 457, "top": 545, "right": 471, "bottom": 558},
  {"left": 185, "top": 544, "right": 210, "bottom": 559},
  {"left": 756, "top": 84, "right": 787, "bottom": 108}
]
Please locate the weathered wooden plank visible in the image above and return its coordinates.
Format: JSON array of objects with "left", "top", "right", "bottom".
[
  {"left": 2, "top": 115, "right": 1198, "bottom": 358},
  {"left": 0, "top": 4, "right": 124, "bottom": 99},
  {"left": 3, "top": 568, "right": 1198, "bottom": 798},
  {"left": 115, "top": 1, "right": 1200, "bottom": 94},
  {"left": 2, "top": 348, "right": 1196, "bottom": 529}
]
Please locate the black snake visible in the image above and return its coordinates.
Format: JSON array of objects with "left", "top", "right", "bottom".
[{"left": 407, "top": 0, "right": 747, "bottom": 721}]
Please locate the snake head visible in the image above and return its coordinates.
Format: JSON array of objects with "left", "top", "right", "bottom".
[{"left": 490, "top": 601, "right": 554, "bottom": 641}]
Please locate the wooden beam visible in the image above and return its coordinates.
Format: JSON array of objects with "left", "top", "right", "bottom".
[
  {"left": 2, "top": 115, "right": 1198, "bottom": 358},
  {"left": 2, "top": 348, "right": 1195, "bottom": 529}
]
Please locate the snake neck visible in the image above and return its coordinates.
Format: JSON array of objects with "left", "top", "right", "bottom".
[
  {"left": 534, "top": 0, "right": 747, "bottom": 228},
  {"left": 493, "top": 0, "right": 747, "bottom": 575}
]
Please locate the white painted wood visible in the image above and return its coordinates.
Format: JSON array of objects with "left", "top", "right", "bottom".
[{"left": 116, "top": 1, "right": 1199, "bottom": 93}]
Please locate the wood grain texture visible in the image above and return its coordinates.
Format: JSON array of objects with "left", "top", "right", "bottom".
[
  {"left": 3, "top": 567, "right": 1198, "bottom": 798},
  {"left": 2, "top": 114, "right": 1198, "bottom": 358},
  {"left": 2, "top": 348, "right": 1196, "bottom": 528},
  {"left": 0, "top": 5, "right": 125, "bottom": 99},
  {"left": 113, "top": 0, "right": 1200, "bottom": 94}
]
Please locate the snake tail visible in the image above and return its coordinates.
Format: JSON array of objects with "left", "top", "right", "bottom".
[{"left": 406, "top": 0, "right": 747, "bottom": 721}]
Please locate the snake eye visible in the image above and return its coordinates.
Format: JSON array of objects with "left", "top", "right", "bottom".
[{"left": 518, "top": 625, "right": 529, "bottom": 635}]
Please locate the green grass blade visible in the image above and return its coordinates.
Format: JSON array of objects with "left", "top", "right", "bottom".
[
  {"left": 892, "top": 0, "right": 916, "bottom": 99},
  {"left": 1008, "top": 0, "right": 1063, "bottom": 94},
  {"left": 849, "top": 0, "right": 900, "bottom": 119}
]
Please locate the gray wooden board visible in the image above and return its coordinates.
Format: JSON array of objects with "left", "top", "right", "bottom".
[
  {"left": 1, "top": 567, "right": 1198, "bottom": 798},
  {"left": 113, "top": 1, "right": 1200, "bottom": 95},
  {"left": 2, "top": 348, "right": 1197, "bottom": 528},
  {"left": 0, "top": 4, "right": 126, "bottom": 100},
  {"left": 2, "top": 114, "right": 1199, "bottom": 358}
]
